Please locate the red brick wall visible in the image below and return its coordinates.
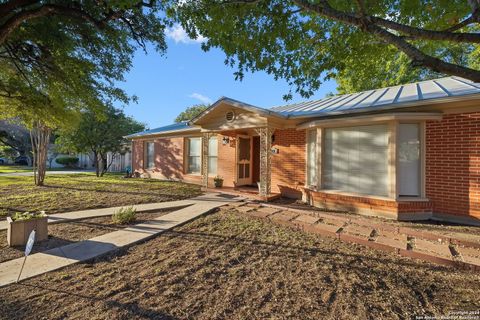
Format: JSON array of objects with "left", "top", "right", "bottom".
[
  {"left": 271, "top": 128, "right": 306, "bottom": 198},
  {"left": 426, "top": 112, "right": 480, "bottom": 219},
  {"left": 217, "top": 135, "right": 236, "bottom": 188},
  {"left": 132, "top": 140, "right": 144, "bottom": 171},
  {"left": 305, "top": 190, "right": 432, "bottom": 219}
]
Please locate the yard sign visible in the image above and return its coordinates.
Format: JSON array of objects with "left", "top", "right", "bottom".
[{"left": 17, "top": 230, "right": 35, "bottom": 282}]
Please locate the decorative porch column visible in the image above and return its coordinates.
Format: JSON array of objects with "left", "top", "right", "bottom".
[
  {"left": 255, "top": 127, "right": 275, "bottom": 197},
  {"left": 201, "top": 132, "right": 214, "bottom": 188}
]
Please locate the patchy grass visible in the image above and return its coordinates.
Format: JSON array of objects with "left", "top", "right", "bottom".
[
  {"left": 0, "top": 173, "right": 201, "bottom": 217},
  {"left": 1, "top": 208, "right": 479, "bottom": 319},
  {"left": 0, "top": 165, "right": 32, "bottom": 174}
]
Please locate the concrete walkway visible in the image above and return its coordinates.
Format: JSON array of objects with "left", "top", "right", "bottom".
[
  {"left": 0, "top": 193, "right": 243, "bottom": 287},
  {"left": 0, "top": 199, "right": 200, "bottom": 231}
]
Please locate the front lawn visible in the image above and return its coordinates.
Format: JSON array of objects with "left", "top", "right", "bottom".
[
  {"left": 0, "top": 173, "right": 202, "bottom": 217},
  {"left": 0, "top": 165, "right": 33, "bottom": 174},
  {"left": 1, "top": 208, "right": 478, "bottom": 319}
]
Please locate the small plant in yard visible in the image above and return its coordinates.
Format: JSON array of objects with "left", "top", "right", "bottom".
[
  {"left": 112, "top": 207, "right": 137, "bottom": 224},
  {"left": 214, "top": 176, "right": 224, "bottom": 188},
  {"left": 12, "top": 211, "right": 47, "bottom": 221}
]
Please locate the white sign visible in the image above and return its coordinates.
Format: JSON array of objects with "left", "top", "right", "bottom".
[{"left": 25, "top": 230, "right": 35, "bottom": 256}]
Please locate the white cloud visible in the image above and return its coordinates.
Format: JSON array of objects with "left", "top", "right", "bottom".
[
  {"left": 165, "top": 24, "right": 207, "bottom": 44},
  {"left": 189, "top": 93, "right": 212, "bottom": 104}
]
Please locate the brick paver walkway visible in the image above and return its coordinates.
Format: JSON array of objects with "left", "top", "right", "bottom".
[{"left": 232, "top": 202, "right": 480, "bottom": 271}]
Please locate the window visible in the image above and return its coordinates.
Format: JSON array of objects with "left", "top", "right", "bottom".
[
  {"left": 208, "top": 136, "right": 218, "bottom": 175},
  {"left": 398, "top": 123, "right": 421, "bottom": 197},
  {"left": 187, "top": 137, "right": 201, "bottom": 174},
  {"left": 306, "top": 129, "right": 317, "bottom": 187},
  {"left": 145, "top": 142, "right": 155, "bottom": 169},
  {"left": 323, "top": 124, "right": 389, "bottom": 197}
]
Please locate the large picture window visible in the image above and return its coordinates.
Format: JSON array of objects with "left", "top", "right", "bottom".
[
  {"left": 208, "top": 136, "right": 218, "bottom": 175},
  {"left": 398, "top": 123, "right": 421, "bottom": 197},
  {"left": 323, "top": 124, "right": 389, "bottom": 197},
  {"left": 306, "top": 129, "right": 317, "bottom": 187},
  {"left": 145, "top": 142, "right": 155, "bottom": 169},
  {"left": 187, "top": 137, "right": 201, "bottom": 174}
]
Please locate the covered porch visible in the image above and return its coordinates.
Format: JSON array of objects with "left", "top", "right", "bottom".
[
  {"left": 191, "top": 98, "right": 294, "bottom": 200},
  {"left": 200, "top": 127, "right": 279, "bottom": 200}
]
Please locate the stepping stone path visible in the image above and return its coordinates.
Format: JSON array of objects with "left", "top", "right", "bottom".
[{"left": 232, "top": 203, "right": 480, "bottom": 271}]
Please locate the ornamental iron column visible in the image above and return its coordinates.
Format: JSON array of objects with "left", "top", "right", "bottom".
[{"left": 255, "top": 127, "right": 275, "bottom": 197}]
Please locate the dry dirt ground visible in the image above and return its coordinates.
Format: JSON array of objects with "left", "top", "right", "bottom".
[
  {"left": 1, "top": 207, "right": 479, "bottom": 320},
  {"left": 0, "top": 173, "right": 201, "bottom": 218},
  {"left": 0, "top": 209, "right": 176, "bottom": 263}
]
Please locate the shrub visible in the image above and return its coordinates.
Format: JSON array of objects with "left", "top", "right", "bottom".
[
  {"left": 55, "top": 156, "right": 79, "bottom": 167},
  {"left": 12, "top": 211, "right": 47, "bottom": 221},
  {"left": 112, "top": 207, "right": 136, "bottom": 225}
]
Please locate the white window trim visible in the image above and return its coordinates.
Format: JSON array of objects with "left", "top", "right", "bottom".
[
  {"left": 144, "top": 141, "right": 155, "bottom": 170},
  {"left": 304, "top": 119, "right": 428, "bottom": 201},
  {"left": 185, "top": 137, "right": 202, "bottom": 175},
  {"left": 208, "top": 136, "right": 218, "bottom": 177}
]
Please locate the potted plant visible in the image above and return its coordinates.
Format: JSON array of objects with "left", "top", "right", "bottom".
[
  {"left": 214, "top": 176, "right": 224, "bottom": 188},
  {"left": 7, "top": 211, "right": 48, "bottom": 246}
]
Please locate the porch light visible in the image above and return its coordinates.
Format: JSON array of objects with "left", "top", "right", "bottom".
[{"left": 222, "top": 136, "right": 230, "bottom": 145}]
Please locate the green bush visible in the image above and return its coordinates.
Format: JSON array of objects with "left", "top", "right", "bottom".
[
  {"left": 55, "top": 156, "right": 79, "bottom": 167},
  {"left": 112, "top": 207, "right": 136, "bottom": 225},
  {"left": 12, "top": 211, "right": 47, "bottom": 221}
]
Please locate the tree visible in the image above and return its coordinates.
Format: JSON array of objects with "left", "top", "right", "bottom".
[
  {"left": 57, "top": 107, "right": 145, "bottom": 177},
  {"left": 0, "top": 1, "right": 168, "bottom": 184},
  {"left": 175, "top": 104, "right": 209, "bottom": 123},
  {"left": 170, "top": 0, "right": 480, "bottom": 97},
  {"left": 0, "top": 119, "right": 31, "bottom": 157}
]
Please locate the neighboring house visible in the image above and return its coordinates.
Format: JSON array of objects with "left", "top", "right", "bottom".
[{"left": 127, "top": 76, "right": 480, "bottom": 226}]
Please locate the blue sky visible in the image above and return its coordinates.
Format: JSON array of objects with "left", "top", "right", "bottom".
[{"left": 119, "top": 25, "right": 337, "bottom": 130}]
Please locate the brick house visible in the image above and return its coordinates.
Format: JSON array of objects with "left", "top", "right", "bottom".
[{"left": 128, "top": 77, "right": 480, "bottom": 226}]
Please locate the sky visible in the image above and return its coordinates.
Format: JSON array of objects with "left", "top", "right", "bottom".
[{"left": 119, "top": 25, "right": 337, "bottom": 130}]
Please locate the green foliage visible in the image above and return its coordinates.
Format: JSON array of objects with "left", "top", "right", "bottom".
[
  {"left": 12, "top": 211, "right": 47, "bottom": 222},
  {"left": 0, "top": 1, "right": 168, "bottom": 129},
  {"left": 169, "top": 1, "right": 479, "bottom": 96},
  {"left": 57, "top": 106, "right": 145, "bottom": 176},
  {"left": 55, "top": 156, "right": 79, "bottom": 167},
  {"left": 175, "top": 104, "right": 209, "bottom": 123},
  {"left": 112, "top": 207, "right": 137, "bottom": 225}
]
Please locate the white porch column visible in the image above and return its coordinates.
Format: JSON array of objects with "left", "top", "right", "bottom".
[
  {"left": 201, "top": 132, "right": 213, "bottom": 188},
  {"left": 255, "top": 127, "right": 275, "bottom": 197}
]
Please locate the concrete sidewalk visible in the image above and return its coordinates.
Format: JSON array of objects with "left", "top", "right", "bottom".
[
  {"left": 0, "top": 192, "right": 241, "bottom": 230},
  {"left": 0, "top": 193, "right": 243, "bottom": 287}
]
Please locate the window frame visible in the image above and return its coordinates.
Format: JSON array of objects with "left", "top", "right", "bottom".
[
  {"left": 208, "top": 136, "right": 218, "bottom": 176},
  {"left": 306, "top": 119, "right": 427, "bottom": 200},
  {"left": 144, "top": 141, "right": 155, "bottom": 170},
  {"left": 185, "top": 137, "right": 202, "bottom": 175}
]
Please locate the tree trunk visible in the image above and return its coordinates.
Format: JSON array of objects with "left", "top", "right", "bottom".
[
  {"left": 29, "top": 120, "right": 51, "bottom": 186},
  {"left": 92, "top": 150, "right": 100, "bottom": 177}
]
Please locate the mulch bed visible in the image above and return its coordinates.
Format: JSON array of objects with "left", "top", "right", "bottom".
[
  {"left": 0, "top": 208, "right": 479, "bottom": 319},
  {"left": 0, "top": 209, "right": 174, "bottom": 264}
]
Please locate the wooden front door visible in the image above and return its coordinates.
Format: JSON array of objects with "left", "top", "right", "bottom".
[{"left": 237, "top": 135, "right": 252, "bottom": 186}]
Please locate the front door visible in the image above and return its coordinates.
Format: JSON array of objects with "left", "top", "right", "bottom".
[{"left": 237, "top": 135, "right": 252, "bottom": 185}]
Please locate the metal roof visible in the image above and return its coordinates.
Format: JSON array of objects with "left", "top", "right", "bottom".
[
  {"left": 128, "top": 76, "right": 480, "bottom": 139},
  {"left": 270, "top": 76, "right": 480, "bottom": 117},
  {"left": 125, "top": 122, "right": 198, "bottom": 139}
]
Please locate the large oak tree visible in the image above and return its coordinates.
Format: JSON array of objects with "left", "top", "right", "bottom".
[{"left": 170, "top": 0, "right": 480, "bottom": 97}]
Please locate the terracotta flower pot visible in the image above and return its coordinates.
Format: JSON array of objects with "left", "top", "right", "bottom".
[{"left": 7, "top": 216, "right": 48, "bottom": 247}]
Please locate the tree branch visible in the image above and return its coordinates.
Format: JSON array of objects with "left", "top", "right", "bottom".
[{"left": 292, "top": 0, "right": 480, "bottom": 82}]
